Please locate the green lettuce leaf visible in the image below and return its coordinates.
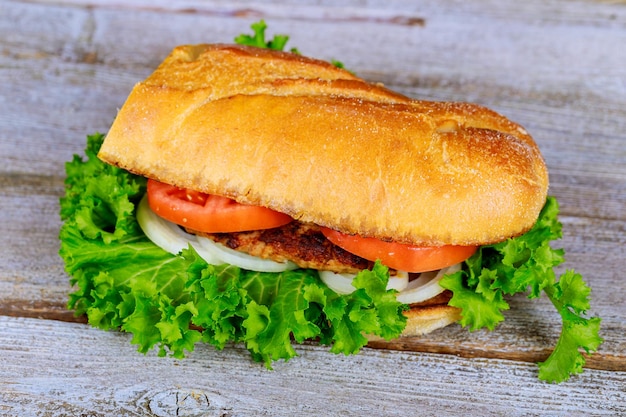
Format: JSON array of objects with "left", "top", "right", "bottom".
[
  {"left": 440, "top": 197, "right": 603, "bottom": 382},
  {"left": 59, "top": 133, "right": 407, "bottom": 365},
  {"left": 234, "top": 20, "right": 347, "bottom": 69},
  {"left": 234, "top": 19, "right": 299, "bottom": 53}
]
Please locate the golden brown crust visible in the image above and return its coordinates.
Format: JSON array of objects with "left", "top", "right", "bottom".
[
  {"left": 402, "top": 304, "right": 462, "bottom": 336},
  {"left": 367, "top": 304, "right": 462, "bottom": 341},
  {"left": 401, "top": 291, "right": 460, "bottom": 336},
  {"left": 98, "top": 44, "right": 549, "bottom": 246}
]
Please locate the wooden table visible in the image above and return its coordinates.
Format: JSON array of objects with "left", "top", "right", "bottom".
[{"left": 2, "top": 0, "right": 625, "bottom": 415}]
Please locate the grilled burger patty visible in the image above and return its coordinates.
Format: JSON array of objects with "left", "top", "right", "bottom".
[{"left": 189, "top": 221, "right": 375, "bottom": 274}]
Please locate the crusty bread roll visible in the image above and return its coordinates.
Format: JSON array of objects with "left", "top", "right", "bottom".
[
  {"left": 378, "top": 304, "right": 462, "bottom": 339},
  {"left": 99, "top": 44, "right": 549, "bottom": 246},
  {"left": 402, "top": 304, "right": 462, "bottom": 336}
]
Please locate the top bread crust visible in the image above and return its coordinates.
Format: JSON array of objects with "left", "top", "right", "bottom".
[{"left": 98, "top": 44, "right": 549, "bottom": 246}]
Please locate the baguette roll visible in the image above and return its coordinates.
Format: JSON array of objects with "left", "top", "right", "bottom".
[{"left": 99, "top": 44, "right": 548, "bottom": 246}]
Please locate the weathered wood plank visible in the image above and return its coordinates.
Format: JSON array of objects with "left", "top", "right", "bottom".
[{"left": 1, "top": 316, "right": 625, "bottom": 417}]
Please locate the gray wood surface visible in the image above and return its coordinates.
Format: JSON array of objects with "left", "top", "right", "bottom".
[{"left": 1, "top": 0, "right": 625, "bottom": 415}]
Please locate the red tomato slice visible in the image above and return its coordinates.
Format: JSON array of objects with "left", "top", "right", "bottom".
[
  {"left": 146, "top": 179, "right": 292, "bottom": 233},
  {"left": 320, "top": 227, "right": 477, "bottom": 273}
]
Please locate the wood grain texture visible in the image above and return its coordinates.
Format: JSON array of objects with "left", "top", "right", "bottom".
[
  {"left": 1, "top": 316, "right": 625, "bottom": 417},
  {"left": 1, "top": 0, "right": 625, "bottom": 414}
]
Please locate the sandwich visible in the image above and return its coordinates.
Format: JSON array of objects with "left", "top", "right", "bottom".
[{"left": 59, "top": 22, "right": 601, "bottom": 382}]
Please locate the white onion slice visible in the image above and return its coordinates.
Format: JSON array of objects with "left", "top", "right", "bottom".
[
  {"left": 318, "top": 271, "right": 358, "bottom": 294},
  {"left": 318, "top": 270, "right": 409, "bottom": 295},
  {"left": 388, "top": 271, "right": 410, "bottom": 292},
  {"left": 195, "top": 235, "right": 297, "bottom": 273},
  {"left": 319, "top": 263, "right": 461, "bottom": 304},
  {"left": 137, "top": 195, "right": 297, "bottom": 272},
  {"left": 136, "top": 195, "right": 192, "bottom": 255},
  {"left": 395, "top": 263, "right": 461, "bottom": 304},
  {"left": 186, "top": 237, "right": 222, "bottom": 265}
]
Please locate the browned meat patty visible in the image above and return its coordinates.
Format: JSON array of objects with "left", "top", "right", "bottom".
[{"left": 189, "top": 221, "right": 375, "bottom": 274}]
